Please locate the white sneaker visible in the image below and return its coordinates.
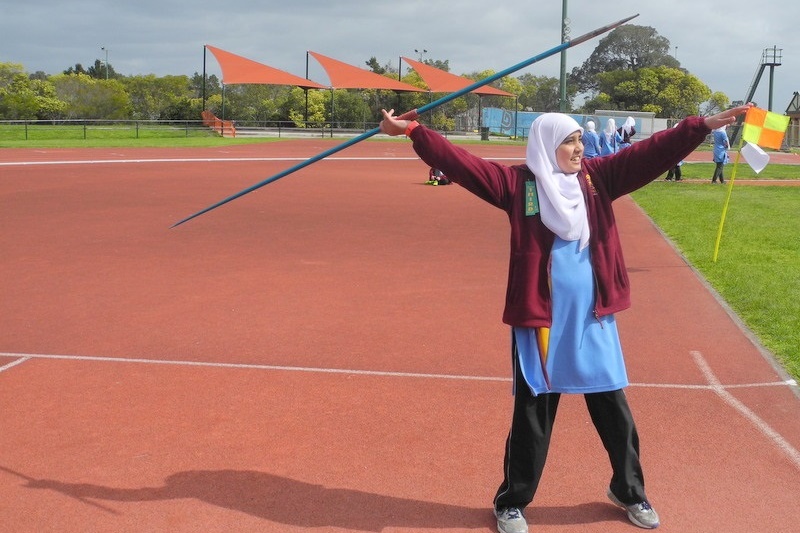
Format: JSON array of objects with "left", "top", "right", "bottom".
[
  {"left": 494, "top": 506, "right": 528, "bottom": 533},
  {"left": 607, "top": 488, "right": 660, "bottom": 529}
]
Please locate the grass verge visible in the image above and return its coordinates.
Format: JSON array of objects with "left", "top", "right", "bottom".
[{"left": 631, "top": 180, "right": 800, "bottom": 382}]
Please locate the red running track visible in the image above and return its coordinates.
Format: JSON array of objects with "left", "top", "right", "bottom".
[{"left": 1, "top": 140, "right": 798, "bottom": 532}]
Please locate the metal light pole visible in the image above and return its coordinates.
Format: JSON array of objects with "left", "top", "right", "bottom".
[
  {"left": 559, "top": 0, "right": 569, "bottom": 111},
  {"left": 101, "top": 46, "right": 109, "bottom": 79}
]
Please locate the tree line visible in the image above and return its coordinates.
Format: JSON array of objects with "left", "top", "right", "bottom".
[{"left": 0, "top": 26, "right": 730, "bottom": 129}]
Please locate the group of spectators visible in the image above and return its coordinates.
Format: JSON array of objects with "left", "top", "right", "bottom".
[
  {"left": 581, "top": 116, "right": 732, "bottom": 183},
  {"left": 580, "top": 116, "right": 637, "bottom": 159}
]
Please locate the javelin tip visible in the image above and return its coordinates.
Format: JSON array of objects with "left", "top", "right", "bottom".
[{"left": 569, "top": 13, "right": 639, "bottom": 47}]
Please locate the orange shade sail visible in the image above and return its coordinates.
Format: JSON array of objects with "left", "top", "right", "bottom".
[
  {"left": 401, "top": 57, "right": 514, "bottom": 97},
  {"left": 308, "top": 51, "right": 425, "bottom": 92},
  {"left": 206, "top": 45, "right": 325, "bottom": 89}
]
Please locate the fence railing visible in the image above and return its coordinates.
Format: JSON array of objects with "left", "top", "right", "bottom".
[
  {"left": 0, "top": 119, "right": 218, "bottom": 141},
  {"left": 4, "top": 117, "right": 797, "bottom": 148},
  {"left": 0, "top": 119, "right": 467, "bottom": 141}
]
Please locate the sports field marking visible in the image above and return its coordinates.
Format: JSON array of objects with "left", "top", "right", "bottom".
[
  {"left": 0, "top": 156, "right": 525, "bottom": 167},
  {"left": 0, "top": 157, "right": 417, "bottom": 167},
  {"left": 0, "top": 356, "right": 30, "bottom": 373},
  {"left": 691, "top": 350, "right": 800, "bottom": 471},
  {"left": 0, "top": 351, "right": 796, "bottom": 392},
  {"left": 0, "top": 352, "right": 509, "bottom": 382},
  {"left": 3, "top": 350, "right": 798, "bottom": 468}
]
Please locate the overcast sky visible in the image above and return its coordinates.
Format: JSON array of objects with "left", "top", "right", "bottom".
[{"left": 3, "top": 0, "right": 798, "bottom": 112}]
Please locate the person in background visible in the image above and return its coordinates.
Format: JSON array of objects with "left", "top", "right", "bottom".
[
  {"left": 665, "top": 123, "right": 683, "bottom": 181},
  {"left": 581, "top": 120, "right": 602, "bottom": 159},
  {"left": 427, "top": 167, "right": 451, "bottom": 185},
  {"left": 711, "top": 125, "right": 730, "bottom": 183},
  {"left": 618, "top": 116, "right": 636, "bottom": 148},
  {"left": 665, "top": 160, "right": 683, "bottom": 181},
  {"left": 599, "top": 118, "right": 623, "bottom": 156},
  {"left": 379, "top": 102, "right": 752, "bottom": 533}
]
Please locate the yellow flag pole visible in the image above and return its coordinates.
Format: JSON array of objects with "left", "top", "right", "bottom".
[{"left": 712, "top": 136, "right": 745, "bottom": 262}]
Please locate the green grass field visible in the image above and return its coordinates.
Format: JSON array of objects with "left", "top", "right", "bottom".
[
  {"left": 632, "top": 180, "right": 800, "bottom": 382},
  {"left": 0, "top": 123, "right": 280, "bottom": 148},
  {"left": 665, "top": 160, "right": 800, "bottom": 181}
]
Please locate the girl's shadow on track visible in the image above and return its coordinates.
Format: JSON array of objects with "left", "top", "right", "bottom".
[{"left": 21, "top": 469, "right": 625, "bottom": 530}]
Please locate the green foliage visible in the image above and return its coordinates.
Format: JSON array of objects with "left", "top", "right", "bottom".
[
  {"left": 702, "top": 92, "right": 730, "bottom": 116},
  {"left": 286, "top": 87, "right": 327, "bottom": 127},
  {"left": 190, "top": 72, "right": 221, "bottom": 98},
  {"left": 517, "top": 73, "right": 568, "bottom": 112},
  {"left": 631, "top": 182, "right": 800, "bottom": 381},
  {"left": 664, "top": 161, "right": 800, "bottom": 180},
  {"left": 591, "top": 66, "right": 711, "bottom": 117},
  {"left": 430, "top": 110, "right": 455, "bottom": 131},
  {"left": 570, "top": 25, "right": 679, "bottom": 93},
  {"left": 0, "top": 26, "right": 740, "bottom": 130},
  {"left": 365, "top": 57, "right": 385, "bottom": 74},
  {"left": 568, "top": 24, "right": 722, "bottom": 116},
  {"left": 222, "top": 84, "right": 294, "bottom": 123},
  {"left": 86, "top": 59, "right": 118, "bottom": 80},
  {"left": 1, "top": 61, "right": 224, "bottom": 122},
  {"left": 50, "top": 73, "right": 132, "bottom": 119},
  {"left": 330, "top": 90, "right": 372, "bottom": 128},
  {"left": 0, "top": 64, "right": 67, "bottom": 119}
]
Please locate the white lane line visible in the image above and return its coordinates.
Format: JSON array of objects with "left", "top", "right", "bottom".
[
  {"left": 0, "top": 351, "right": 509, "bottom": 383},
  {"left": 632, "top": 380, "right": 797, "bottom": 390},
  {"left": 3, "top": 350, "right": 798, "bottom": 468},
  {"left": 691, "top": 350, "right": 800, "bottom": 471},
  {"left": 0, "top": 350, "right": 796, "bottom": 392},
  {"left": 0, "top": 157, "right": 422, "bottom": 166},
  {"left": 0, "top": 156, "right": 525, "bottom": 167},
  {"left": 0, "top": 356, "right": 31, "bottom": 373}
]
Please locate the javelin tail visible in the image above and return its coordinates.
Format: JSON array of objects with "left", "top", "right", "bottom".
[
  {"left": 171, "top": 129, "right": 380, "bottom": 227},
  {"left": 0, "top": 465, "right": 121, "bottom": 514},
  {"left": 172, "top": 14, "right": 638, "bottom": 227}
]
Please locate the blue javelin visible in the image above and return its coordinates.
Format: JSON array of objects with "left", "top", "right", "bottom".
[{"left": 172, "top": 14, "right": 638, "bottom": 228}]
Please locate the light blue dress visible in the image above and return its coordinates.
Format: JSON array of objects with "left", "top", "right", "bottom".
[
  {"left": 581, "top": 130, "right": 601, "bottom": 159},
  {"left": 513, "top": 237, "right": 628, "bottom": 395},
  {"left": 599, "top": 131, "right": 623, "bottom": 156},
  {"left": 712, "top": 129, "right": 730, "bottom": 163}
]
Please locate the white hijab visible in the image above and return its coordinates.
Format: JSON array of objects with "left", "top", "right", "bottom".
[
  {"left": 526, "top": 113, "right": 590, "bottom": 251},
  {"left": 603, "top": 118, "right": 617, "bottom": 142},
  {"left": 622, "top": 116, "right": 635, "bottom": 135},
  {"left": 585, "top": 120, "right": 596, "bottom": 132}
]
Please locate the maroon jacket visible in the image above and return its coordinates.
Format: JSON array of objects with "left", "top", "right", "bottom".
[{"left": 408, "top": 116, "right": 710, "bottom": 327}]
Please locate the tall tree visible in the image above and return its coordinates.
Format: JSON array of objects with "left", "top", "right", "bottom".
[
  {"left": 365, "top": 57, "right": 385, "bottom": 74},
  {"left": 0, "top": 62, "right": 66, "bottom": 119},
  {"left": 87, "top": 59, "right": 117, "bottom": 80},
  {"left": 582, "top": 66, "right": 711, "bottom": 118},
  {"left": 516, "top": 73, "right": 568, "bottom": 112},
  {"left": 63, "top": 64, "right": 88, "bottom": 76},
  {"left": 569, "top": 25, "right": 679, "bottom": 93},
  {"left": 50, "top": 73, "right": 131, "bottom": 119}
]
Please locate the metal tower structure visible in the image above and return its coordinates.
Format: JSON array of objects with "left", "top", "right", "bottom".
[{"left": 730, "top": 46, "right": 782, "bottom": 145}]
